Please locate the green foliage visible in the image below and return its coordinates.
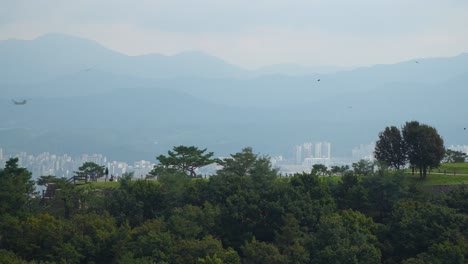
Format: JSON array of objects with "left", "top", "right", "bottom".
[
  {"left": 287, "top": 173, "right": 336, "bottom": 232},
  {"left": 312, "top": 164, "right": 329, "bottom": 176},
  {"left": 37, "top": 175, "right": 67, "bottom": 187},
  {"left": 309, "top": 210, "right": 381, "bottom": 264},
  {"left": 173, "top": 236, "right": 240, "bottom": 264},
  {"left": 413, "top": 239, "right": 467, "bottom": 264},
  {"left": 88, "top": 180, "right": 120, "bottom": 189},
  {"left": 171, "top": 212, "right": 205, "bottom": 242},
  {"left": 375, "top": 126, "right": 407, "bottom": 169},
  {"left": 207, "top": 148, "right": 283, "bottom": 247},
  {"left": 362, "top": 171, "right": 408, "bottom": 220},
  {"left": 444, "top": 149, "right": 467, "bottom": 163},
  {"left": 438, "top": 162, "right": 468, "bottom": 174},
  {"left": 151, "top": 145, "right": 215, "bottom": 178},
  {"left": 330, "top": 165, "right": 350, "bottom": 175},
  {"left": 403, "top": 121, "right": 445, "bottom": 179},
  {"left": 75, "top": 161, "right": 105, "bottom": 179},
  {"left": 242, "top": 238, "right": 286, "bottom": 264},
  {"left": 124, "top": 219, "right": 175, "bottom": 262},
  {"left": 443, "top": 186, "right": 468, "bottom": 214},
  {"left": 407, "top": 173, "right": 468, "bottom": 185},
  {"left": 384, "top": 200, "right": 468, "bottom": 262},
  {"left": 0, "top": 158, "right": 36, "bottom": 217},
  {"left": 217, "top": 147, "right": 278, "bottom": 178},
  {"left": 0, "top": 146, "right": 467, "bottom": 264},
  {"left": 274, "top": 213, "right": 310, "bottom": 263},
  {"left": 336, "top": 172, "right": 370, "bottom": 212},
  {"left": 36, "top": 175, "right": 78, "bottom": 217},
  {"left": 352, "top": 159, "right": 374, "bottom": 176},
  {"left": 0, "top": 249, "right": 29, "bottom": 264},
  {"left": 198, "top": 254, "right": 224, "bottom": 264}
]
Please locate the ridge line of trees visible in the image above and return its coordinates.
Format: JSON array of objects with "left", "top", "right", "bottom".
[{"left": 0, "top": 121, "right": 467, "bottom": 263}]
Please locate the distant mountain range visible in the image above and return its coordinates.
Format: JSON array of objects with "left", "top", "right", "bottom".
[
  {"left": 0, "top": 33, "right": 250, "bottom": 85},
  {"left": 0, "top": 33, "right": 467, "bottom": 161}
]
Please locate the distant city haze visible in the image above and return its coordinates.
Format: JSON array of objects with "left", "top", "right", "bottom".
[{"left": 1, "top": 1, "right": 467, "bottom": 69}]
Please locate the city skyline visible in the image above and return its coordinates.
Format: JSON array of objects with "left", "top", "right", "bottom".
[
  {"left": 0, "top": 140, "right": 369, "bottom": 180},
  {"left": 2, "top": 142, "right": 467, "bottom": 180}
]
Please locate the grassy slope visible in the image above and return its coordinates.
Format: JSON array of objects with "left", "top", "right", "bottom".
[
  {"left": 406, "top": 163, "right": 468, "bottom": 185},
  {"left": 436, "top": 163, "right": 468, "bottom": 174},
  {"left": 406, "top": 173, "right": 468, "bottom": 185}
]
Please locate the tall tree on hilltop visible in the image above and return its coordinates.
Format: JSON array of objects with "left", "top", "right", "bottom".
[
  {"left": 374, "top": 126, "right": 407, "bottom": 170},
  {"left": 216, "top": 147, "right": 278, "bottom": 178},
  {"left": 75, "top": 162, "right": 105, "bottom": 181},
  {"left": 151, "top": 146, "right": 215, "bottom": 178},
  {"left": 0, "top": 158, "right": 36, "bottom": 217},
  {"left": 402, "top": 121, "right": 445, "bottom": 179}
]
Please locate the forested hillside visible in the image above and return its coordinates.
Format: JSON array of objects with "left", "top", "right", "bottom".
[{"left": 1, "top": 148, "right": 467, "bottom": 263}]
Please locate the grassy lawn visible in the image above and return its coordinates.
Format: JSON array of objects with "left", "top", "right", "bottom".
[
  {"left": 91, "top": 181, "right": 120, "bottom": 189},
  {"left": 402, "top": 163, "right": 468, "bottom": 185},
  {"left": 406, "top": 173, "right": 468, "bottom": 185},
  {"left": 435, "top": 163, "right": 468, "bottom": 175}
]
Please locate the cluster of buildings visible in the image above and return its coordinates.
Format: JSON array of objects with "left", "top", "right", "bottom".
[
  {"left": 0, "top": 147, "right": 155, "bottom": 181},
  {"left": 273, "top": 142, "right": 332, "bottom": 175},
  {"left": 276, "top": 141, "right": 378, "bottom": 175},
  {"left": 295, "top": 142, "right": 332, "bottom": 165},
  {"left": 351, "top": 142, "right": 376, "bottom": 161}
]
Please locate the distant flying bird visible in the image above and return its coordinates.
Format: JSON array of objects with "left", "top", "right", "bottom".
[
  {"left": 84, "top": 68, "right": 92, "bottom": 72},
  {"left": 464, "top": 128, "right": 466, "bottom": 130},
  {"left": 317, "top": 79, "right": 321, "bottom": 82},
  {"left": 12, "top": 99, "right": 27, "bottom": 105},
  {"left": 347, "top": 106, "right": 353, "bottom": 109},
  {"left": 414, "top": 61, "right": 419, "bottom": 64}
]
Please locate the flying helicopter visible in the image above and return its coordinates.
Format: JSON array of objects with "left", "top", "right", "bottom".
[{"left": 12, "top": 99, "right": 27, "bottom": 105}]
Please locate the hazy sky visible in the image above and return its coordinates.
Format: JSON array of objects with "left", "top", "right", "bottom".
[{"left": 1, "top": 0, "right": 467, "bottom": 69}]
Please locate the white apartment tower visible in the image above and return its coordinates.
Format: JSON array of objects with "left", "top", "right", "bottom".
[
  {"left": 315, "top": 142, "right": 322, "bottom": 158},
  {"left": 323, "top": 142, "right": 331, "bottom": 159},
  {"left": 303, "top": 143, "right": 313, "bottom": 159},
  {"left": 295, "top": 145, "right": 302, "bottom": 165}
]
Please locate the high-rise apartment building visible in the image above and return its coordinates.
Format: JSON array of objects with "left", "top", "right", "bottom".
[
  {"left": 315, "top": 142, "right": 322, "bottom": 159},
  {"left": 295, "top": 145, "right": 302, "bottom": 165},
  {"left": 352, "top": 142, "right": 375, "bottom": 161},
  {"left": 303, "top": 143, "right": 313, "bottom": 159},
  {"left": 323, "top": 142, "right": 331, "bottom": 159}
]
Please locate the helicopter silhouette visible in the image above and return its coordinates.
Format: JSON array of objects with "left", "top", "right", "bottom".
[{"left": 12, "top": 99, "right": 27, "bottom": 105}]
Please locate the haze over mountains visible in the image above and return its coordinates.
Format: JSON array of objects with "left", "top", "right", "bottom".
[{"left": 1, "top": 33, "right": 467, "bottom": 161}]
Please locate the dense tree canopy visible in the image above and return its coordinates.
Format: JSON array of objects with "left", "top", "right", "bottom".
[
  {"left": 352, "top": 159, "right": 374, "bottom": 176},
  {"left": 0, "top": 158, "right": 35, "bottom": 217},
  {"left": 375, "top": 126, "right": 407, "bottom": 169},
  {"left": 0, "top": 145, "right": 466, "bottom": 263}
]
